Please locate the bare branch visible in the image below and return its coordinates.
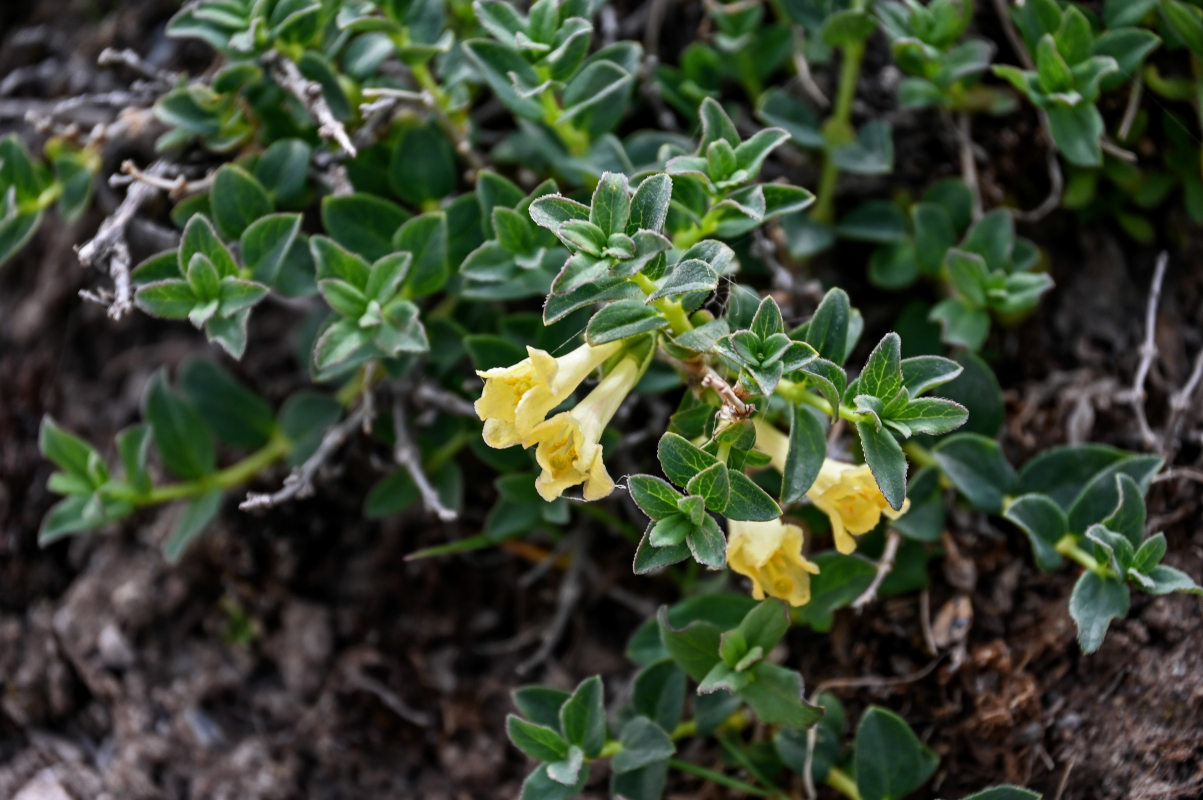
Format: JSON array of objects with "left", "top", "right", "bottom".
[
  {"left": 851, "top": 528, "right": 902, "bottom": 612},
  {"left": 1164, "top": 345, "right": 1203, "bottom": 461},
  {"left": 240, "top": 405, "right": 370, "bottom": 510},
  {"left": 392, "top": 399, "right": 458, "bottom": 521},
  {"left": 97, "top": 47, "right": 180, "bottom": 86},
  {"left": 265, "top": 50, "right": 357, "bottom": 157},
  {"left": 1013, "top": 117, "right": 1064, "bottom": 224},
  {"left": 1126, "top": 252, "right": 1168, "bottom": 449},
  {"left": 76, "top": 160, "right": 172, "bottom": 319},
  {"left": 1119, "top": 77, "right": 1143, "bottom": 142},
  {"left": 953, "top": 112, "right": 983, "bottom": 220},
  {"left": 109, "top": 159, "right": 214, "bottom": 199},
  {"left": 413, "top": 382, "right": 478, "bottom": 418},
  {"left": 791, "top": 27, "right": 830, "bottom": 108},
  {"left": 700, "top": 366, "right": 752, "bottom": 421}
]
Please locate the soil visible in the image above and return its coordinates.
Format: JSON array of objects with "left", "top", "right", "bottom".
[{"left": 2, "top": 2, "right": 1202, "bottom": 800}]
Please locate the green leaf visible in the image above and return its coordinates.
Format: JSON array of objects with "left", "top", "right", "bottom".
[
  {"left": 686, "top": 461, "right": 730, "bottom": 513},
  {"left": 612, "top": 717, "right": 675, "bottom": 774},
  {"left": 163, "top": 488, "right": 222, "bottom": 563},
  {"left": 394, "top": 211, "right": 449, "bottom": 296},
  {"left": 856, "top": 422, "right": 907, "bottom": 511},
  {"left": 782, "top": 404, "right": 827, "bottom": 502},
  {"left": 589, "top": 172, "right": 631, "bottom": 236},
  {"left": 38, "top": 495, "right": 112, "bottom": 545},
  {"left": 932, "top": 434, "right": 1017, "bottom": 514},
  {"left": 1144, "top": 565, "right": 1203, "bottom": 596},
  {"left": 507, "top": 715, "right": 570, "bottom": 762},
  {"left": 465, "top": 40, "right": 545, "bottom": 120},
  {"left": 1046, "top": 104, "right": 1104, "bottom": 168},
  {"left": 740, "top": 662, "right": 823, "bottom": 728},
  {"left": 179, "top": 213, "right": 237, "bottom": 279},
  {"left": 514, "top": 686, "right": 572, "bottom": 731},
  {"left": 586, "top": 299, "right": 668, "bottom": 344},
  {"left": 254, "top": 138, "right": 311, "bottom": 205},
  {"left": 390, "top": 123, "right": 457, "bottom": 205},
  {"left": 217, "top": 277, "right": 268, "bottom": 318},
  {"left": 241, "top": 213, "right": 302, "bottom": 285},
  {"left": 656, "top": 606, "right": 723, "bottom": 682},
  {"left": 210, "top": 164, "right": 272, "bottom": 240},
  {"left": 686, "top": 515, "right": 727, "bottom": 568},
  {"left": 1069, "top": 570, "right": 1129, "bottom": 653},
  {"left": 627, "top": 173, "right": 673, "bottom": 235},
  {"left": 634, "top": 525, "right": 692, "bottom": 573},
  {"left": 117, "top": 424, "right": 153, "bottom": 495},
  {"left": 945, "top": 249, "right": 989, "bottom": 307},
  {"left": 724, "top": 471, "right": 782, "bottom": 521},
  {"left": 929, "top": 298, "right": 990, "bottom": 351},
  {"left": 312, "top": 317, "right": 372, "bottom": 372},
  {"left": 1100, "top": 474, "right": 1146, "bottom": 548},
  {"left": 734, "top": 598, "right": 790, "bottom": 654},
  {"left": 144, "top": 371, "right": 216, "bottom": 479},
  {"left": 632, "top": 662, "right": 686, "bottom": 732},
  {"left": 520, "top": 763, "right": 589, "bottom": 800},
  {"left": 322, "top": 193, "right": 410, "bottom": 261},
  {"left": 822, "top": 9, "right": 877, "bottom": 46},
  {"left": 658, "top": 432, "right": 720, "bottom": 488},
  {"left": 854, "top": 707, "right": 939, "bottom": 800},
  {"left": 1018, "top": 444, "right": 1134, "bottom": 507},
  {"left": 311, "top": 235, "right": 371, "bottom": 287},
  {"left": 859, "top": 333, "right": 903, "bottom": 401},
  {"left": 887, "top": 398, "right": 967, "bottom": 436},
  {"left": 1066, "top": 455, "right": 1162, "bottom": 533},
  {"left": 804, "top": 288, "right": 851, "bottom": 364},
  {"left": 559, "top": 676, "right": 606, "bottom": 758},
  {"left": 629, "top": 474, "right": 688, "bottom": 519},
  {"left": 1162, "top": 0, "right": 1203, "bottom": 57},
  {"left": 1003, "top": 494, "right": 1067, "bottom": 571},
  {"left": 911, "top": 202, "right": 957, "bottom": 274},
  {"left": 900, "top": 355, "right": 963, "bottom": 397},
  {"left": 546, "top": 746, "right": 584, "bottom": 786},
  {"left": 39, "top": 416, "right": 102, "bottom": 479},
  {"left": 177, "top": 359, "right": 275, "bottom": 449},
  {"left": 791, "top": 552, "right": 877, "bottom": 632}
]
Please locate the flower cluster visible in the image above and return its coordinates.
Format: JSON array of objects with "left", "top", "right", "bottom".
[{"left": 475, "top": 340, "right": 649, "bottom": 502}]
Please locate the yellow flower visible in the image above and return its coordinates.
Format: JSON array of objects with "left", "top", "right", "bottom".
[
  {"left": 727, "top": 518, "right": 820, "bottom": 607},
  {"left": 524, "top": 352, "right": 646, "bottom": 502},
  {"left": 807, "top": 459, "right": 909, "bottom": 554},
  {"left": 475, "top": 340, "right": 622, "bottom": 449},
  {"left": 752, "top": 419, "right": 909, "bottom": 554}
]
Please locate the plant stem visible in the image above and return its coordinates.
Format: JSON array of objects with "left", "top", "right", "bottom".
[
  {"left": 667, "top": 759, "right": 777, "bottom": 797},
  {"left": 811, "top": 1, "right": 868, "bottom": 226},
  {"left": 142, "top": 433, "right": 291, "bottom": 505},
  {"left": 826, "top": 766, "right": 863, "bottom": 800},
  {"left": 776, "top": 378, "right": 872, "bottom": 424},
  {"left": 1056, "top": 534, "right": 1103, "bottom": 574},
  {"left": 902, "top": 441, "right": 937, "bottom": 468},
  {"left": 631, "top": 272, "right": 695, "bottom": 335}
]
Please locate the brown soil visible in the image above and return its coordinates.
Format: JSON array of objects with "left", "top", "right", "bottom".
[{"left": 2, "top": 2, "right": 1202, "bottom": 799}]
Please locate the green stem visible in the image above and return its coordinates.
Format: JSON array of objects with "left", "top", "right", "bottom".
[
  {"left": 142, "top": 433, "right": 291, "bottom": 505},
  {"left": 667, "top": 759, "right": 777, "bottom": 797},
  {"left": 826, "top": 766, "right": 863, "bottom": 800},
  {"left": 18, "top": 182, "right": 63, "bottom": 215},
  {"left": 1056, "top": 534, "right": 1103, "bottom": 574},
  {"left": 776, "top": 378, "right": 872, "bottom": 424},
  {"left": 672, "top": 210, "right": 718, "bottom": 250},
  {"left": 811, "top": 3, "right": 867, "bottom": 226},
  {"left": 537, "top": 82, "right": 590, "bottom": 156},
  {"left": 631, "top": 272, "right": 694, "bottom": 336},
  {"left": 902, "top": 441, "right": 937, "bottom": 469}
]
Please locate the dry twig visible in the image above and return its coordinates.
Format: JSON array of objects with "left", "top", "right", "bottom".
[
  {"left": 76, "top": 159, "right": 173, "bottom": 319},
  {"left": 240, "top": 404, "right": 370, "bottom": 510},
  {"left": 517, "top": 531, "right": 587, "bottom": 675},
  {"left": 392, "top": 399, "right": 458, "bottom": 522},
  {"left": 851, "top": 528, "right": 902, "bottom": 612},
  {"left": 265, "top": 50, "right": 357, "bottom": 157},
  {"left": 1127, "top": 252, "right": 1168, "bottom": 449}
]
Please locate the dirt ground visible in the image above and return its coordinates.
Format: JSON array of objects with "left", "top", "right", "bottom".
[{"left": 2, "top": 2, "right": 1202, "bottom": 799}]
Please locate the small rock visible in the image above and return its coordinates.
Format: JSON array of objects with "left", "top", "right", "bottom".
[
  {"left": 13, "top": 769, "right": 73, "bottom": 800},
  {"left": 97, "top": 623, "right": 134, "bottom": 670}
]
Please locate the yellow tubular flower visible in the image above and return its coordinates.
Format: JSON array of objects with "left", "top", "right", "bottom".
[
  {"left": 524, "top": 352, "right": 646, "bottom": 502},
  {"left": 727, "top": 518, "right": 820, "bottom": 607},
  {"left": 475, "top": 340, "right": 623, "bottom": 449},
  {"left": 807, "top": 459, "right": 910, "bottom": 554},
  {"left": 752, "top": 419, "right": 909, "bottom": 554}
]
